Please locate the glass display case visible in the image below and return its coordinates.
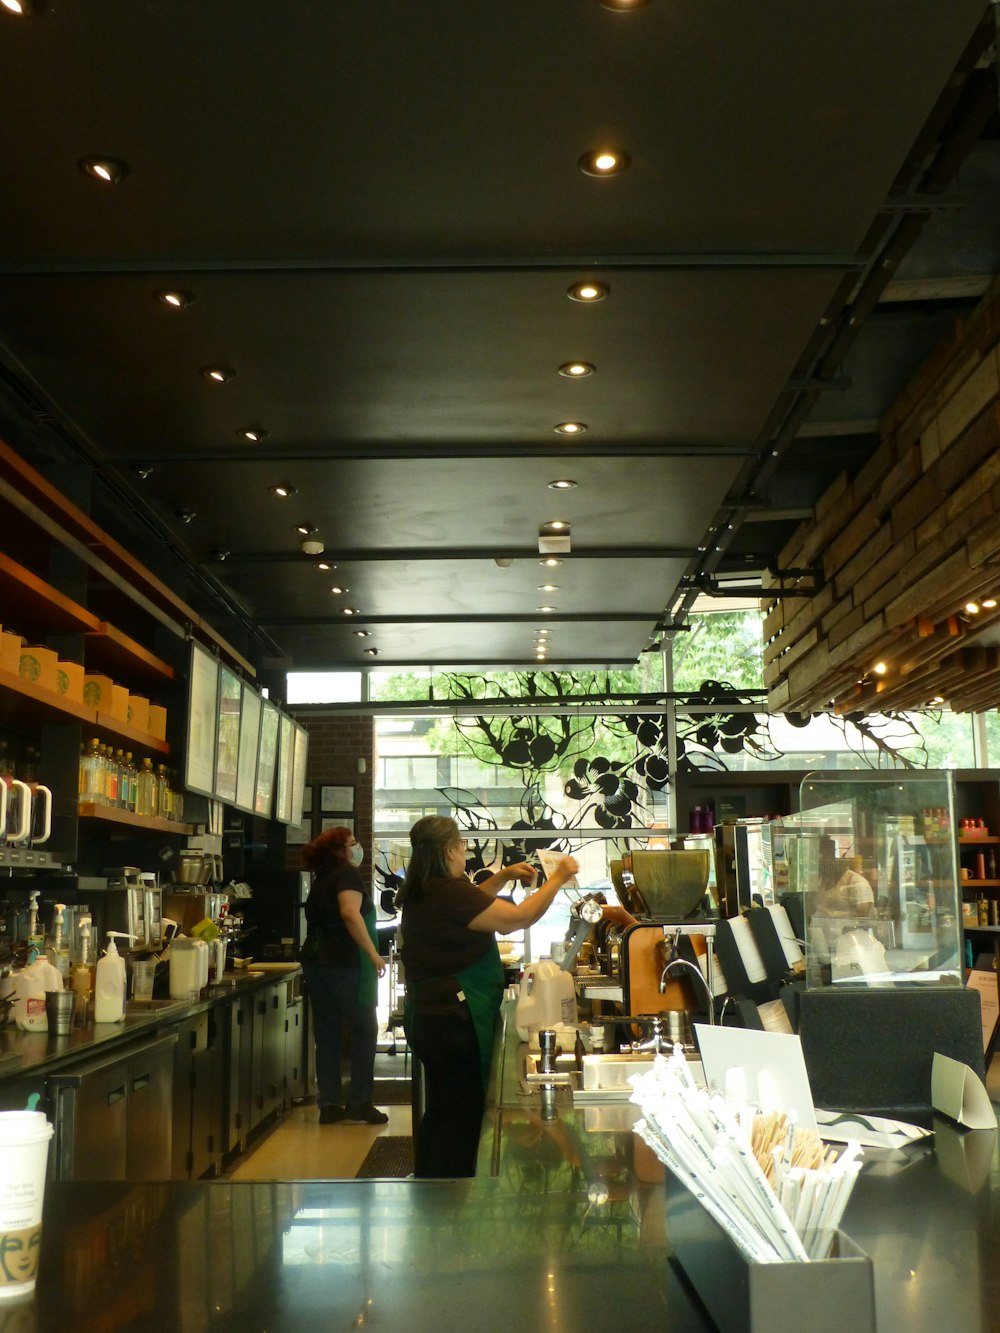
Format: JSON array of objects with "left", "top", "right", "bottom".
[{"left": 770, "top": 771, "right": 962, "bottom": 988}]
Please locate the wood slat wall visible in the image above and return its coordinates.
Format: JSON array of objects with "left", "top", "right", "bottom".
[{"left": 763, "top": 277, "right": 1000, "bottom": 715}]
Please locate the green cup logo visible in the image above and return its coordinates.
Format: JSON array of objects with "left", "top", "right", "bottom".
[{"left": 0, "top": 1225, "right": 41, "bottom": 1287}]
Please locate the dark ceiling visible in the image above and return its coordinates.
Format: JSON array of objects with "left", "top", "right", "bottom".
[{"left": 0, "top": 2, "right": 995, "bottom": 679}]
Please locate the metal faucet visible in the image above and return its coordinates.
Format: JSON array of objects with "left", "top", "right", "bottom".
[
  {"left": 631, "top": 1015, "right": 670, "bottom": 1054},
  {"left": 658, "top": 956, "right": 716, "bottom": 1025}
]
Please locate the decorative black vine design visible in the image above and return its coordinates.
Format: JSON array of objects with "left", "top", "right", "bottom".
[{"left": 425, "top": 669, "right": 928, "bottom": 835}]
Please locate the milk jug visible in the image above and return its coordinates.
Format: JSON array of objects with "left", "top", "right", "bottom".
[
  {"left": 515, "top": 958, "right": 577, "bottom": 1041},
  {"left": 12, "top": 958, "right": 64, "bottom": 1031}
]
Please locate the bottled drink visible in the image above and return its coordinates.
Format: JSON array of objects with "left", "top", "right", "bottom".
[
  {"left": 136, "top": 757, "right": 156, "bottom": 816},
  {"left": 79, "top": 737, "right": 103, "bottom": 805},
  {"left": 124, "top": 752, "right": 138, "bottom": 812}
]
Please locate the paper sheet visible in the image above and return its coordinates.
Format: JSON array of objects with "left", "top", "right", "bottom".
[
  {"left": 694, "top": 1024, "right": 817, "bottom": 1134},
  {"left": 815, "top": 1107, "right": 931, "bottom": 1148},
  {"left": 931, "top": 1051, "right": 998, "bottom": 1130}
]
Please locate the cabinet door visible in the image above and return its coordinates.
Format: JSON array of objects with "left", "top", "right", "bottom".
[
  {"left": 285, "top": 998, "right": 304, "bottom": 1101},
  {"left": 191, "top": 1009, "right": 225, "bottom": 1178},
  {"left": 262, "top": 983, "right": 287, "bottom": 1116},
  {"left": 126, "top": 1036, "right": 175, "bottom": 1181},
  {"left": 171, "top": 1016, "right": 197, "bottom": 1179},
  {"left": 54, "top": 1061, "right": 128, "bottom": 1181}
]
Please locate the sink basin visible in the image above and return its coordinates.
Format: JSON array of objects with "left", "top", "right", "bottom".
[
  {"left": 581, "top": 1053, "right": 656, "bottom": 1091},
  {"left": 125, "top": 998, "right": 187, "bottom": 1014}
]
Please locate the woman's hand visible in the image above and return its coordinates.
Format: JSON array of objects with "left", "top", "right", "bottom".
[
  {"left": 371, "top": 953, "right": 387, "bottom": 978},
  {"left": 504, "top": 861, "right": 537, "bottom": 888},
  {"left": 552, "top": 855, "right": 579, "bottom": 883}
]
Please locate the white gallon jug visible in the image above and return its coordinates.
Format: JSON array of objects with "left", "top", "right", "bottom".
[
  {"left": 515, "top": 958, "right": 576, "bottom": 1040},
  {"left": 12, "top": 959, "right": 63, "bottom": 1031}
]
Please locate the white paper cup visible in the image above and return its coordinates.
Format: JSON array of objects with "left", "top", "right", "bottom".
[{"left": 0, "top": 1112, "right": 53, "bottom": 1301}]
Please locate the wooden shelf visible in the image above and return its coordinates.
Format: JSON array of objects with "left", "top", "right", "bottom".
[
  {"left": 0, "top": 664, "right": 94, "bottom": 729},
  {"left": 78, "top": 803, "right": 193, "bottom": 835},
  {"left": 963, "top": 879, "right": 1000, "bottom": 888},
  {"left": 964, "top": 924, "right": 1000, "bottom": 933},
  {"left": 0, "top": 667, "right": 168, "bottom": 752},
  {"left": 0, "top": 550, "right": 99, "bottom": 635},
  {"left": 85, "top": 622, "right": 174, "bottom": 684},
  {"left": 0, "top": 551, "right": 174, "bottom": 685},
  {"left": 93, "top": 711, "right": 169, "bottom": 755},
  {"left": 959, "top": 835, "right": 1000, "bottom": 844}
]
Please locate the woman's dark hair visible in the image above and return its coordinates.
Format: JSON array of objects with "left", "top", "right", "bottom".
[
  {"left": 302, "top": 825, "right": 352, "bottom": 874},
  {"left": 400, "top": 815, "right": 460, "bottom": 904}
]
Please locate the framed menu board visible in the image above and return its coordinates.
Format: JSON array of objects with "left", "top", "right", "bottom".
[
  {"left": 290, "top": 723, "right": 310, "bottom": 826},
  {"left": 214, "top": 666, "right": 242, "bottom": 804},
  {"left": 255, "top": 699, "right": 280, "bottom": 818},
  {"left": 184, "top": 642, "right": 219, "bottom": 799},
  {"left": 274, "top": 711, "right": 295, "bottom": 824},
  {"left": 235, "top": 684, "right": 262, "bottom": 814}
]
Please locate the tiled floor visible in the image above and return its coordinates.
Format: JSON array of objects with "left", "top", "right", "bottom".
[{"left": 224, "top": 1100, "right": 413, "bottom": 1181}]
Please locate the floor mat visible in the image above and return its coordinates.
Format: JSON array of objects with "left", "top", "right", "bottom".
[{"left": 356, "top": 1135, "right": 414, "bottom": 1179}]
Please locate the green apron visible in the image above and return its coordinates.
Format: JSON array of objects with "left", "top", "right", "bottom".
[
  {"left": 404, "top": 940, "right": 505, "bottom": 1091},
  {"left": 357, "top": 902, "right": 379, "bottom": 1007}
]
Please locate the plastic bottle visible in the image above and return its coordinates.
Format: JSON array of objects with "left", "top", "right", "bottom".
[
  {"left": 71, "top": 916, "right": 93, "bottom": 1026},
  {"left": 12, "top": 956, "right": 63, "bottom": 1031},
  {"left": 136, "top": 758, "right": 156, "bottom": 816},
  {"left": 94, "top": 931, "right": 135, "bottom": 1023},
  {"left": 47, "top": 902, "right": 70, "bottom": 979},
  {"left": 26, "top": 890, "right": 43, "bottom": 962}
]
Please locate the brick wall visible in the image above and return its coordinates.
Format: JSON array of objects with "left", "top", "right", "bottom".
[{"left": 289, "top": 709, "right": 376, "bottom": 888}]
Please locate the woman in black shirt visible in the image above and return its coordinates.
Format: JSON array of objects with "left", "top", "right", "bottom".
[
  {"left": 301, "top": 826, "right": 388, "bottom": 1125},
  {"left": 399, "top": 815, "right": 578, "bottom": 1176}
]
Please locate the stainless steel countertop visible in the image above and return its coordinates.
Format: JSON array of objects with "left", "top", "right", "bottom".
[{"left": 0, "top": 965, "right": 301, "bottom": 1085}]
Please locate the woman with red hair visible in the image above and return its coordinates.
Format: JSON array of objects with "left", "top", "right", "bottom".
[{"left": 301, "top": 826, "right": 388, "bottom": 1124}]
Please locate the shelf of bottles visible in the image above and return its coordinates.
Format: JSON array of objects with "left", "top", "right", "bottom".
[
  {"left": 78, "top": 736, "right": 191, "bottom": 833},
  {"left": 959, "top": 822, "right": 1000, "bottom": 929}
]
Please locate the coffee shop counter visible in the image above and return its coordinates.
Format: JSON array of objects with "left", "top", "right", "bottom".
[
  {"left": 18, "top": 1005, "right": 1000, "bottom": 1331},
  {"left": 0, "top": 965, "right": 301, "bottom": 1097}
]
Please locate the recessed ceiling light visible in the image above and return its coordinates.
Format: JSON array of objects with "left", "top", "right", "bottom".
[
  {"left": 539, "top": 557, "right": 563, "bottom": 568},
  {"left": 316, "top": 562, "right": 331, "bottom": 571},
  {"left": 295, "top": 524, "right": 317, "bottom": 536},
  {"left": 364, "top": 648, "right": 379, "bottom": 657},
  {"left": 79, "top": 155, "right": 129, "bottom": 185},
  {"left": 567, "top": 281, "right": 608, "bottom": 303},
  {"left": 965, "top": 601, "right": 981, "bottom": 615},
  {"left": 330, "top": 586, "right": 348, "bottom": 595},
  {"left": 538, "top": 584, "right": 559, "bottom": 592},
  {"left": 175, "top": 509, "right": 197, "bottom": 524},
  {"left": 599, "top": 0, "right": 652, "bottom": 10},
  {"left": 268, "top": 484, "right": 297, "bottom": 498},
  {"left": 155, "top": 289, "right": 194, "bottom": 310},
  {"left": 202, "top": 366, "right": 236, "bottom": 383},
  {"left": 930, "top": 695, "right": 945, "bottom": 705},
  {"left": 984, "top": 598, "right": 998, "bottom": 609},
  {"left": 536, "top": 629, "right": 550, "bottom": 636},
  {"left": 239, "top": 427, "right": 269, "bottom": 443},
  {"left": 548, "top": 479, "right": 578, "bottom": 490},
  {"left": 1, "top": 0, "right": 40, "bottom": 13},
  {"left": 544, "top": 520, "right": 569, "bottom": 531},
  {"left": 554, "top": 421, "right": 587, "bottom": 435},
  {"left": 579, "top": 148, "right": 631, "bottom": 177},
  {"left": 537, "top": 606, "right": 556, "bottom": 613},
  {"left": 558, "top": 362, "right": 595, "bottom": 378},
  {"left": 343, "top": 608, "right": 360, "bottom": 616},
  {"left": 872, "top": 661, "right": 888, "bottom": 676},
  {"left": 353, "top": 630, "right": 372, "bottom": 638}
]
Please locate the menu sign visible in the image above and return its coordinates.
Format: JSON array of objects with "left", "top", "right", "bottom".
[{"left": 184, "top": 642, "right": 219, "bottom": 799}]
